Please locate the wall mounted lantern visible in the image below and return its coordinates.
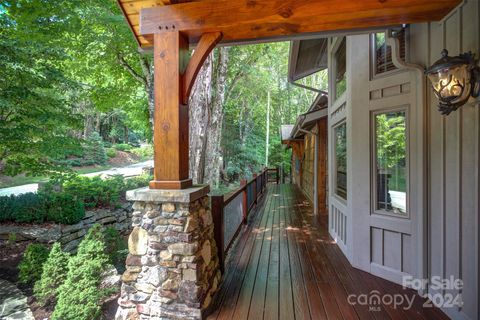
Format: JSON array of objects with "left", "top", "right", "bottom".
[{"left": 425, "top": 49, "right": 479, "bottom": 115}]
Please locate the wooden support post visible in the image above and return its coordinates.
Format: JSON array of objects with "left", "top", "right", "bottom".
[
  {"left": 240, "top": 179, "right": 248, "bottom": 223},
  {"left": 150, "top": 32, "right": 191, "bottom": 190},
  {"left": 211, "top": 195, "right": 225, "bottom": 272},
  {"left": 276, "top": 167, "right": 280, "bottom": 184},
  {"left": 149, "top": 31, "right": 222, "bottom": 189}
]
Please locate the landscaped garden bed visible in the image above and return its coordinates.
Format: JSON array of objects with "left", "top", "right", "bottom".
[{"left": 0, "top": 174, "right": 152, "bottom": 319}]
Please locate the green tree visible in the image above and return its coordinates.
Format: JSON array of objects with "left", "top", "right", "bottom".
[
  {"left": 18, "top": 243, "right": 49, "bottom": 284},
  {"left": 0, "top": 10, "right": 82, "bottom": 176},
  {"left": 34, "top": 243, "right": 70, "bottom": 306},
  {"left": 52, "top": 224, "right": 110, "bottom": 320}
]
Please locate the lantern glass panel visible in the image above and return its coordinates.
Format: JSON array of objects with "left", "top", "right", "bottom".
[{"left": 427, "top": 65, "right": 471, "bottom": 103}]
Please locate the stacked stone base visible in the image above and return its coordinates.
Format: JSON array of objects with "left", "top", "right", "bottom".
[{"left": 116, "top": 186, "right": 221, "bottom": 320}]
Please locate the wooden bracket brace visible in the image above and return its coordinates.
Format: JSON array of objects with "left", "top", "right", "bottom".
[{"left": 181, "top": 32, "right": 222, "bottom": 104}]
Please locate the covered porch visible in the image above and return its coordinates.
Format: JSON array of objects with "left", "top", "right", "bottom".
[{"left": 209, "top": 183, "right": 448, "bottom": 320}]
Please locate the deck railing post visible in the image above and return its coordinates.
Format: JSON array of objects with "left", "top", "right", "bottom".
[
  {"left": 211, "top": 195, "right": 225, "bottom": 272},
  {"left": 263, "top": 169, "right": 266, "bottom": 192},
  {"left": 276, "top": 166, "right": 279, "bottom": 184},
  {"left": 253, "top": 173, "right": 258, "bottom": 205},
  {"left": 240, "top": 179, "right": 248, "bottom": 223}
]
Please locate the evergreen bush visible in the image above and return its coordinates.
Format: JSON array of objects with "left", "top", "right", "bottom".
[
  {"left": 0, "top": 195, "right": 15, "bottom": 221},
  {"left": 103, "top": 227, "right": 128, "bottom": 267},
  {"left": 0, "top": 193, "right": 45, "bottom": 224},
  {"left": 10, "top": 193, "right": 45, "bottom": 223},
  {"left": 123, "top": 174, "right": 151, "bottom": 191},
  {"left": 62, "top": 175, "right": 123, "bottom": 208},
  {"left": 0, "top": 174, "right": 153, "bottom": 225},
  {"left": 33, "top": 243, "right": 70, "bottom": 306},
  {"left": 112, "top": 143, "right": 131, "bottom": 152},
  {"left": 83, "top": 133, "right": 107, "bottom": 165},
  {"left": 130, "top": 145, "right": 153, "bottom": 159},
  {"left": 106, "top": 148, "right": 117, "bottom": 158},
  {"left": 52, "top": 225, "right": 110, "bottom": 320},
  {"left": 44, "top": 193, "right": 85, "bottom": 224},
  {"left": 18, "top": 243, "right": 50, "bottom": 284}
]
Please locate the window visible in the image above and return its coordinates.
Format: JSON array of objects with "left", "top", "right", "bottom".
[
  {"left": 334, "top": 38, "right": 347, "bottom": 100},
  {"left": 371, "top": 29, "right": 407, "bottom": 77},
  {"left": 334, "top": 122, "right": 347, "bottom": 200},
  {"left": 374, "top": 110, "right": 407, "bottom": 216}
]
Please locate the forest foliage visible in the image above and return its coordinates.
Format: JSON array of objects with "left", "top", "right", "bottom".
[{"left": 1, "top": 0, "right": 326, "bottom": 187}]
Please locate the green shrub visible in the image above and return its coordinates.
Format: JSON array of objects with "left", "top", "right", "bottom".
[
  {"left": 34, "top": 243, "right": 70, "bottom": 306},
  {"left": 45, "top": 193, "right": 85, "bottom": 224},
  {"left": 4, "top": 193, "right": 45, "bottom": 223},
  {"left": 103, "top": 141, "right": 113, "bottom": 148},
  {"left": 0, "top": 174, "right": 152, "bottom": 225},
  {"left": 103, "top": 227, "right": 127, "bottom": 267},
  {"left": 130, "top": 146, "right": 153, "bottom": 159},
  {"left": 52, "top": 225, "right": 110, "bottom": 320},
  {"left": 124, "top": 174, "right": 152, "bottom": 190},
  {"left": 18, "top": 243, "right": 50, "bottom": 284},
  {"left": 62, "top": 175, "right": 124, "bottom": 209},
  {"left": 106, "top": 148, "right": 117, "bottom": 158},
  {"left": 112, "top": 143, "right": 131, "bottom": 152},
  {"left": 0, "top": 195, "right": 15, "bottom": 221}
]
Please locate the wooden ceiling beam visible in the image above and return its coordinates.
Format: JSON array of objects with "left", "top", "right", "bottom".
[{"left": 140, "top": 0, "right": 461, "bottom": 45}]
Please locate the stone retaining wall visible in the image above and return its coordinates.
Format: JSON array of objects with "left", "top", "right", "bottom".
[{"left": 0, "top": 203, "right": 132, "bottom": 252}]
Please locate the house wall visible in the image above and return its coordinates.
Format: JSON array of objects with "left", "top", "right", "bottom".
[
  {"left": 290, "top": 119, "right": 328, "bottom": 214},
  {"left": 318, "top": 118, "right": 328, "bottom": 215},
  {"left": 302, "top": 131, "right": 316, "bottom": 202},
  {"left": 328, "top": 37, "right": 351, "bottom": 258},
  {"left": 409, "top": 2, "right": 480, "bottom": 319},
  {"left": 291, "top": 144, "right": 303, "bottom": 186},
  {"left": 328, "top": 2, "right": 479, "bottom": 319}
]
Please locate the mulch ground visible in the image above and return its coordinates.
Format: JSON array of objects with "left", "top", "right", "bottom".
[{"left": 107, "top": 151, "right": 140, "bottom": 167}]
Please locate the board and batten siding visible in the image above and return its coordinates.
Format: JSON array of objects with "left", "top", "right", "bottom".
[{"left": 410, "top": 1, "right": 479, "bottom": 319}]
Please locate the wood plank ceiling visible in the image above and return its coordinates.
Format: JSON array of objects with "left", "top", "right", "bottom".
[{"left": 117, "top": 0, "right": 461, "bottom": 49}]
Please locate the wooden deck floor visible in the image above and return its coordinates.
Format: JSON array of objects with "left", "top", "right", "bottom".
[{"left": 208, "top": 184, "right": 449, "bottom": 320}]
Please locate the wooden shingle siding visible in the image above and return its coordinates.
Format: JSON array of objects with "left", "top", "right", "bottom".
[{"left": 302, "top": 133, "right": 315, "bottom": 202}]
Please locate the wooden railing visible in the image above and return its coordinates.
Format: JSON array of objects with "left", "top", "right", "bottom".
[{"left": 211, "top": 167, "right": 279, "bottom": 271}]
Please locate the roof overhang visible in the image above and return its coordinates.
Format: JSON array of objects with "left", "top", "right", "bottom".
[
  {"left": 291, "top": 107, "right": 328, "bottom": 139},
  {"left": 288, "top": 38, "right": 328, "bottom": 82},
  {"left": 117, "top": 0, "right": 462, "bottom": 49}
]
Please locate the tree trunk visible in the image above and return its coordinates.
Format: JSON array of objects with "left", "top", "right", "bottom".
[
  {"left": 95, "top": 113, "right": 101, "bottom": 133},
  {"left": 124, "top": 126, "right": 129, "bottom": 144},
  {"left": 189, "top": 54, "right": 213, "bottom": 184},
  {"left": 204, "top": 47, "right": 229, "bottom": 188}
]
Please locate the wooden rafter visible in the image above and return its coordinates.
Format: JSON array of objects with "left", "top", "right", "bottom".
[{"left": 139, "top": 0, "right": 461, "bottom": 46}]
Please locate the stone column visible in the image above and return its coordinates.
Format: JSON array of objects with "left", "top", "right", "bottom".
[{"left": 116, "top": 186, "right": 221, "bottom": 320}]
